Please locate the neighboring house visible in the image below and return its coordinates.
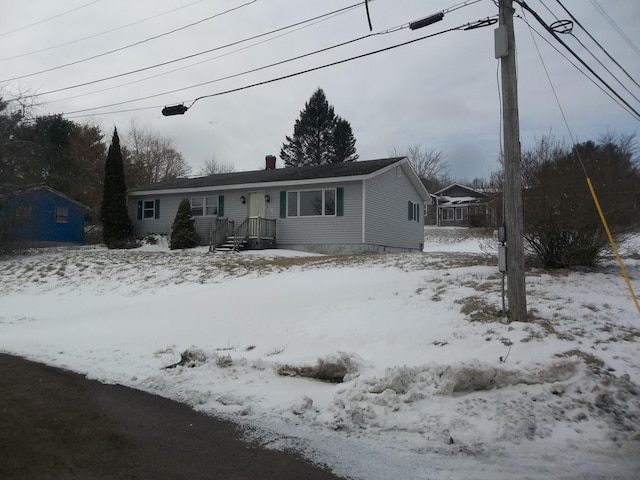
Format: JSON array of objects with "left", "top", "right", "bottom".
[
  {"left": 0, "top": 185, "right": 88, "bottom": 245},
  {"left": 128, "top": 156, "right": 430, "bottom": 253},
  {"left": 427, "top": 183, "right": 495, "bottom": 227}
]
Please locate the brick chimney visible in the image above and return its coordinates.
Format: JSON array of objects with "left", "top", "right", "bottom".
[{"left": 265, "top": 155, "right": 276, "bottom": 170}]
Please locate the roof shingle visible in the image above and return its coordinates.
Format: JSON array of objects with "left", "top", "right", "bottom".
[{"left": 129, "top": 157, "right": 404, "bottom": 192}]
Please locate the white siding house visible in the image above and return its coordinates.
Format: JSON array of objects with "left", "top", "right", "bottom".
[{"left": 128, "top": 157, "right": 430, "bottom": 253}]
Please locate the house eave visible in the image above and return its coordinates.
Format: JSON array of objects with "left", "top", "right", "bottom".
[{"left": 129, "top": 159, "right": 421, "bottom": 198}]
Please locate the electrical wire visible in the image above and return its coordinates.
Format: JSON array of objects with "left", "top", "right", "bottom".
[
  {"left": 45, "top": 8, "right": 359, "bottom": 106},
  {"left": 518, "top": 16, "right": 639, "bottom": 121},
  {"left": 515, "top": 1, "right": 640, "bottom": 121},
  {"left": 552, "top": 0, "right": 640, "bottom": 91},
  {"left": 9, "top": 2, "right": 367, "bottom": 100},
  {"left": 1, "top": 1, "right": 258, "bottom": 82},
  {"left": 0, "top": 0, "right": 207, "bottom": 62},
  {"left": 0, "top": 0, "right": 101, "bottom": 38},
  {"left": 64, "top": 16, "right": 498, "bottom": 119},
  {"left": 62, "top": 32, "right": 381, "bottom": 115},
  {"left": 588, "top": 0, "right": 640, "bottom": 58}
]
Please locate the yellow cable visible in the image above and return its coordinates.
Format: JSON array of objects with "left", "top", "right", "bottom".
[{"left": 587, "top": 177, "right": 640, "bottom": 316}]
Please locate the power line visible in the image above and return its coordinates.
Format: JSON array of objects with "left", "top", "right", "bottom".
[
  {"left": 1, "top": 1, "right": 258, "bottom": 82},
  {"left": 552, "top": 0, "right": 640, "bottom": 92},
  {"left": 588, "top": 0, "right": 640, "bottom": 57},
  {"left": 46, "top": 1, "right": 483, "bottom": 106},
  {"left": 9, "top": 2, "right": 367, "bottom": 100},
  {"left": 45, "top": 9, "right": 359, "bottom": 105},
  {"left": 0, "top": 0, "right": 101, "bottom": 38},
  {"left": 0, "top": 0, "right": 207, "bottom": 62},
  {"left": 515, "top": 1, "right": 640, "bottom": 121},
  {"left": 61, "top": 32, "right": 385, "bottom": 115},
  {"left": 64, "top": 16, "right": 498, "bottom": 119},
  {"left": 518, "top": 16, "right": 638, "bottom": 121}
]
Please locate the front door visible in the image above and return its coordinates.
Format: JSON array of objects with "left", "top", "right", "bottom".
[
  {"left": 248, "top": 191, "right": 265, "bottom": 218},
  {"left": 247, "top": 192, "right": 265, "bottom": 237}
]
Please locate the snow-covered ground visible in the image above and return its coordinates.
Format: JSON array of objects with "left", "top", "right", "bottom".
[{"left": 1, "top": 226, "right": 639, "bottom": 479}]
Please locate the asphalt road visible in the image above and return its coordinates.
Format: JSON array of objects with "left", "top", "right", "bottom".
[{"left": 0, "top": 353, "right": 346, "bottom": 480}]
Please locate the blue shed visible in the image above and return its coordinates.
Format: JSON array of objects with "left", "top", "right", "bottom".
[{"left": 0, "top": 186, "right": 88, "bottom": 245}]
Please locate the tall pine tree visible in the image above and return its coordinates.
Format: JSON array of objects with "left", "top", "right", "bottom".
[
  {"left": 332, "top": 116, "right": 358, "bottom": 163},
  {"left": 280, "top": 88, "right": 358, "bottom": 167},
  {"left": 100, "top": 128, "right": 134, "bottom": 248}
]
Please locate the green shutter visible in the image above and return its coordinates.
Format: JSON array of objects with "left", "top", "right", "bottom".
[
  {"left": 336, "top": 187, "right": 344, "bottom": 217},
  {"left": 218, "top": 195, "right": 224, "bottom": 217},
  {"left": 154, "top": 199, "right": 160, "bottom": 219},
  {"left": 137, "top": 200, "right": 142, "bottom": 220},
  {"left": 408, "top": 201, "right": 413, "bottom": 221},
  {"left": 280, "top": 191, "right": 286, "bottom": 218}
]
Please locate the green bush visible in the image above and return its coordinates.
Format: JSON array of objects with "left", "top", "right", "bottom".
[{"left": 170, "top": 199, "right": 199, "bottom": 249}]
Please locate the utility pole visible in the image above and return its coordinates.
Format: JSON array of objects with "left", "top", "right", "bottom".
[{"left": 497, "top": 0, "right": 527, "bottom": 321}]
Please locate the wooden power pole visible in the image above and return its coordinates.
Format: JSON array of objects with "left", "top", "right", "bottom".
[{"left": 498, "top": 0, "right": 527, "bottom": 321}]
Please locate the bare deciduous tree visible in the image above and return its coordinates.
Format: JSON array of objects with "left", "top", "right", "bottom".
[
  {"left": 391, "top": 144, "right": 449, "bottom": 181},
  {"left": 493, "top": 133, "right": 639, "bottom": 267},
  {"left": 199, "top": 155, "right": 235, "bottom": 175},
  {"left": 123, "top": 121, "right": 191, "bottom": 187}
]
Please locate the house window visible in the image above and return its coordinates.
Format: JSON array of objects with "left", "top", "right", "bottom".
[
  {"left": 455, "top": 208, "right": 463, "bottom": 220},
  {"left": 409, "top": 201, "right": 420, "bottom": 222},
  {"left": 191, "top": 196, "right": 218, "bottom": 216},
  {"left": 137, "top": 199, "right": 160, "bottom": 220},
  {"left": 143, "top": 200, "right": 155, "bottom": 219},
  {"left": 287, "top": 189, "right": 336, "bottom": 217},
  {"left": 15, "top": 204, "right": 31, "bottom": 217},
  {"left": 287, "top": 191, "right": 297, "bottom": 217},
  {"left": 54, "top": 207, "right": 69, "bottom": 223},
  {"left": 442, "top": 208, "right": 454, "bottom": 221}
]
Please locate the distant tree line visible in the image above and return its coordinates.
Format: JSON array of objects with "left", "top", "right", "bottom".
[{"left": 0, "top": 97, "right": 190, "bottom": 221}]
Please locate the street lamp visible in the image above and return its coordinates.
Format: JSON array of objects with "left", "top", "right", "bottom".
[{"left": 161, "top": 104, "right": 189, "bottom": 116}]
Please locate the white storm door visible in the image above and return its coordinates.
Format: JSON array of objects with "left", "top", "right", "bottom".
[{"left": 248, "top": 191, "right": 265, "bottom": 218}]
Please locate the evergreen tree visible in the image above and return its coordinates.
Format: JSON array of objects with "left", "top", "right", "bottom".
[
  {"left": 100, "top": 128, "right": 134, "bottom": 248},
  {"left": 170, "top": 198, "right": 199, "bottom": 249},
  {"left": 280, "top": 88, "right": 358, "bottom": 166},
  {"left": 332, "top": 116, "right": 359, "bottom": 163}
]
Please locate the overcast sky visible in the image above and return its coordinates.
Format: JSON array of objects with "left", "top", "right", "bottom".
[{"left": 1, "top": 0, "right": 639, "bottom": 180}]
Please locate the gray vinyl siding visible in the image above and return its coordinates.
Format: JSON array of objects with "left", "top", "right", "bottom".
[
  {"left": 364, "top": 165, "right": 425, "bottom": 250},
  {"left": 276, "top": 181, "right": 362, "bottom": 246},
  {"left": 129, "top": 188, "right": 284, "bottom": 244},
  {"left": 129, "top": 194, "right": 181, "bottom": 239}
]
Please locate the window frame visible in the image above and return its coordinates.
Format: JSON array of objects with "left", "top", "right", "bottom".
[
  {"left": 142, "top": 200, "right": 155, "bottom": 219},
  {"left": 54, "top": 206, "right": 69, "bottom": 223},
  {"left": 286, "top": 188, "right": 337, "bottom": 218},
  {"left": 191, "top": 196, "right": 218, "bottom": 217},
  {"left": 409, "top": 201, "right": 420, "bottom": 222}
]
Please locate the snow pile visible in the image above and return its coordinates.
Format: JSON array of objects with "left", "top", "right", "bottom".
[{"left": 1, "top": 230, "right": 639, "bottom": 479}]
